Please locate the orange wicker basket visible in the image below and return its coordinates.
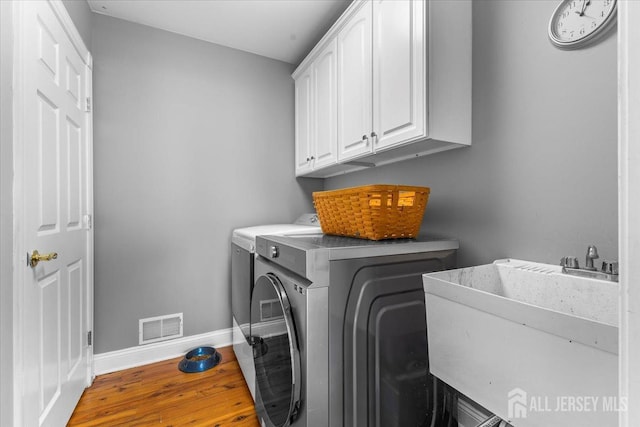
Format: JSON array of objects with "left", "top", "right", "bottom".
[{"left": 312, "top": 185, "right": 430, "bottom": 240}]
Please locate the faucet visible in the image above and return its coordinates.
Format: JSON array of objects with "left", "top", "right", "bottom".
[
  {"left": 584, "top": 245, "right": 599, "bottom": 271},
  {"left": 560, "top": 245, "right": 618, "bottom": 282}
]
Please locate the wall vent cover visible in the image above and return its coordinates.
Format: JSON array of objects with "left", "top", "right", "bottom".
[{"left": 139, "top": 312, "right": 183, "bottom": 345}]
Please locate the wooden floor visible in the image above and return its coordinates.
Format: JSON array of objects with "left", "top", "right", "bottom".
[{"left": 68, "top": 346, "right": 259, "bottom": 427}]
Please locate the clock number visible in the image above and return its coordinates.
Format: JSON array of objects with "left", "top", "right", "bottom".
[
  {"left": 592, "top": 21, "right": 597, "bottom": 28},
  {"left": 580, "top": 27, "right": 585, "bottom": 35}
]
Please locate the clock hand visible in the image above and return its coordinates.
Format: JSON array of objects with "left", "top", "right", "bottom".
[
  {"left": 583, "top": 0, "right": 591, "bottom": 13},
  {"left": 575, "top": 0, "right": 591, "bottom": 16}
]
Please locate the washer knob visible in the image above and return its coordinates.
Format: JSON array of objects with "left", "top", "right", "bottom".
[{"left": 269, "top": 245, "right": 279, "bottom": 258}]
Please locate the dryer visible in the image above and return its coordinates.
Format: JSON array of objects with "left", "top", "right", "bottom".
[
  {"left": 231, "top": 214, "right": 321, "bottom": 400},
  {"left": 252, "top": 233, "right": 458, "bottom": 427}
]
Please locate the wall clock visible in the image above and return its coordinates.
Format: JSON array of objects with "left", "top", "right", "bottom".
[{"left": 548, "top": 0, "right": 617, "bottom": 49}]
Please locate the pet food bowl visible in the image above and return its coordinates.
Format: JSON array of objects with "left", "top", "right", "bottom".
[{"left": 178, "top": 346, "right": 221, "bottom": 373}]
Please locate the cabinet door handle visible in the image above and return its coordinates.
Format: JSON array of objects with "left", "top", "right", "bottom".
[
  {"left": 306, "top": 157, "right": 310, "bottom": 162},
  {"left": 310, "top": 156, "right": 315, "bottom": 160},
  {"left": 362, "top": 134, "right": 369, "bottom": 145},
  {"left": 371, "top": 132, "right": 378, "bottom": 145}
]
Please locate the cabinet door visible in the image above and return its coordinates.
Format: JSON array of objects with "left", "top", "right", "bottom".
[
  {"left": 372, "top": 0, "right": 426, "bottom": 150},
  {"left": 313, "top": 39, "right": 338, "bottom": 169},
  {"left": 294, "top": 69, "right": 313, "bottom": 176},
  {"left": 337, "top": 2, "right": 373, "bottom": 162}
]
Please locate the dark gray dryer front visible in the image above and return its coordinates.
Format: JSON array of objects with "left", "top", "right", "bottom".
[{"left": 251, "top": 233, "right": 458, "bottom": 427}]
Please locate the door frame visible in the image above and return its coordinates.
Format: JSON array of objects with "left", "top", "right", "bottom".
[
  {"left": 618, "top": 1, "right": 640, "bottom": 425},
  {"left": 11, "top": 1, "right": 94, "bottom": 424}
]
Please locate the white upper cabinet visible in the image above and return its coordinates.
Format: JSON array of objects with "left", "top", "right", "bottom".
[
  {"left": 372, "top": 0, "right": 426, "bottom": 151},
  {"left": 293, "top": 0, "right": 472, "bottom": 178},
  {"left": 313, "top": 39, "right": 339, "bottom": 169},
  {"left": 294, "top": 68, "right": 313, "bottom": 176},
  {"left": 337, "top": 2, "right": 373, "bottom": 161},
  {"left": 338, "top": 0, "right": 426, "bottom": 161},
  {"left": 294, "top": 39, "right": 339, "bottom": 176}
]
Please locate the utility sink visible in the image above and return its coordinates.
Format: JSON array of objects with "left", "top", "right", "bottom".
[{"left": 423, "top": 259, "right": 619, "bottom": 427}]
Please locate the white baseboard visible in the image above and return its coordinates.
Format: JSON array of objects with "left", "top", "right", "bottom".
[{"left": 93, "top": 328, "right": 233, "bottom": 376}]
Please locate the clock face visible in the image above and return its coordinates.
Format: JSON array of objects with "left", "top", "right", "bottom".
[{"left": 549, "top": 0, "right": 617, "bottom": 49}]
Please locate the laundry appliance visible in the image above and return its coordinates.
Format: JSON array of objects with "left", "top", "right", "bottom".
[
  {"left": 231, "top": 214, "right": 321, "bottom": 400},
  {"left": 251, "top": 233, "right": 458, "bottom": 427}
]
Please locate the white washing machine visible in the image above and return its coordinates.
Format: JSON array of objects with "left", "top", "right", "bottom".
[{"left": 231, "top": 214, "right": 321, "bottom": 400}]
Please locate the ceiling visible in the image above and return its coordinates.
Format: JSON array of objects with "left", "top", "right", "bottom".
[{"left": 87, "top": 0, "right": 352, "bottom": 65}]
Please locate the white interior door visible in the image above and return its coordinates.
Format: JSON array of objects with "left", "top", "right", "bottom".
[{"left": 16, "top": 1, "right": 93, "bottom": 425}]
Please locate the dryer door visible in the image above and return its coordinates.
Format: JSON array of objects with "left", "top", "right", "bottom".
[{"left": 251, "top": 273, "right": 301, "bottom": 427}]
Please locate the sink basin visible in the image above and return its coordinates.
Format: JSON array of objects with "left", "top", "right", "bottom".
[{"left": 423, "top": 259, "right": 619, "bottom": 427}]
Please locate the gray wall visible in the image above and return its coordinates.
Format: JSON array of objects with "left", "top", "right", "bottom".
[
  {"left": 61, "top": 0, "right": 93, "bottom": 49},
  {"left": 92, "top": 14, "right": 321, "bottom": 353},
  {"left": 4, "top": 0, "right": 618, "bottom": 365},
  {"left": 1, "top": 2, "right": 14, "bottom": 425},
  {"left": 326, "top": 0, "right": 618, "bottom": 268}
]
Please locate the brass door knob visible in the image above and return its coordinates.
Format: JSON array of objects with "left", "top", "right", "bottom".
[{"left": 30, "top": 250, "right": 58, "bottom": 268}]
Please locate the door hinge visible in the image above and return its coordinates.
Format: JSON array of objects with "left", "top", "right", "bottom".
[
  {"left": 87, "top": 331, "right": 92, "bottom": 346},
  {"left": 84, "top": 214, "right": 92, "bottom": 230},
  {"left": 85, "top": 97, "right": 92, "bottom": 112}
]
